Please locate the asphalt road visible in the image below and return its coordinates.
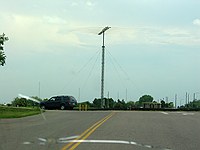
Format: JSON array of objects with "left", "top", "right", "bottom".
[{"left": 0, "top": 110, "right": 200, "bottom": 150}]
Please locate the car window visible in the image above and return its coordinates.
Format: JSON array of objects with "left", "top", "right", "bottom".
[
  {"left": 64, "top": 96, "right": 70, "bottom": 101},
  {"left": 55, "top": 97, "right": 60, "bottom": 101},
  {"left": 49, "top": 97, "right": 56, "bottom": 101},
  {"left": 70, "top": 97, "right": 76, "bottom": 102}
]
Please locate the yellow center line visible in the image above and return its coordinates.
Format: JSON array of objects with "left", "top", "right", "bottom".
[{"left": 61, "top": 112, "right": 115, "bottom": 150}]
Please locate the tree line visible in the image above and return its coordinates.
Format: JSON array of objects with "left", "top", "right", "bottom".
[
  {"left": 9, "top": 95, "right": 156, "bottom": 109},
  {"left": 7, "top": 94, "right": 195, "bottom": 110},
  {"left": 78, "top": 95, "right": 174, "bottom": 109}
]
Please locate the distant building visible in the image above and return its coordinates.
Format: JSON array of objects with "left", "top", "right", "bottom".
[{"left": 143, "top": 102, "right": 161, "bottom": 109}]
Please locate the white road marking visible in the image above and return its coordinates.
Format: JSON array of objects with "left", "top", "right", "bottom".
[
  {"left": 60, "top": 139, "right": 143, "bottom": 146},
  {"left": 22, "top": 138, "right": 172, "bottom": 149},
  {"left": 59, "top": 135, "right": 80, "bottom": 141},
  {"left": 40, "top": 111, "right": 46, "bottom": 120},
  {"left": 161, "top": 112, "right": 195, "bottom": 116},
  {"left": 161, "top": 112, "right": 169, "bottom": 115},
  {"left": 22, "top": 142, "right": 32, "bottom": 145},
  {"left": 59, "top": 139, "right": 172, "bottom": 149},
  {"left": 182, "top": 112, "right": 194, "bottom": 116},
  {"left": 38, "top": 138, "right": 47, "bottom": 142}
]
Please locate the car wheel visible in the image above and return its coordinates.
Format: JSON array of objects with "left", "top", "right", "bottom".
[
  {"left": 60, "top": 105, "right": 65, "bottom": 110},
  {"left": 40, "top": 105, "right": 45, "bottom": 110}
]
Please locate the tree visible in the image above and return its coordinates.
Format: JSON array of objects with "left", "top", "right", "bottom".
[
  {"left": 114, "top": 99, "right": 127, "bottom": 110},
  {"left": 11, "top": 96, "right": 41, "bottom": 107},
  {"left": 184, "top": 100, "right": 200, "bottom": 109},
  {"left": 139, "top": 95, "right": 154, "bottom": 105},
  {"left": 80, "top": 101, "right": 93, "bottom": 107},
  {"left": 126, "top": 101, "right": 135, "bottom": 109},
  {"left": 160, "top": 100, "right": 174, "bottom": 108},
  {"left": 12, "top": 97, "right": 27, "bottom": 107},
  {"left": 93, "top": 98, "right": 101, "bottom": 108},
  {"left": 134, "top": 101, "right": 141, "bottom": 108},
  {"left": 31, "top": 96, "right": 43, "bottom": 102},
  {"left": 0, "top": 46, "right": 6, "bottom": 66},
  {"left": 161, "top": 100, "right": 165, "bottom": 108},
  {"left": 105, "top": 98, "right": 115, "bottom": 109},
  {"left": 0, "top": 33, "right": 9, "bottom": 66},
  {"left": 168, "top": 102, "right": 174, "bottom": 108},
  {"left": 93, "top": 98, "right": 115, "bottom": 109}
]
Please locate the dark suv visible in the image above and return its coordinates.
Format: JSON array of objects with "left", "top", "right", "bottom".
[{"left": 40, "top": 96, "right": 77, "bottom": 110}]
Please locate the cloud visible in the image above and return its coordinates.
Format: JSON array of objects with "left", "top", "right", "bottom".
[
  {"left": 70, "top": 0, "right": 96, "bottom": 8},
  {"left": 0, "top": 13, "right": 91, "bottom": 55},
  {"left": 43, "top": 16, "right": 67, "bottom": 24},
  {"left": 159, "top": 27, "right": 200, "bottom": 45},
  {"left": 71, "top": 2, "right": 78, "bottom": 7},
  {"left": 104, "top": 26, "right": 200, "bottom": 46},
  {"left": 163, "top": 28, "right": 189, "bottom": 36},
  {"left": 86, "top": 0, "right": 95, "bottom": 7},
  {"left": 193, "top": 19, "right": 200, "bottom": 26},
  {"left": 2, "top": 12, "right": 200, "bottom": 56}
]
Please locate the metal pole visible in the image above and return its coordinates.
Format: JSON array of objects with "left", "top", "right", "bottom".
[
  {"left": 101, "top": 32, "right": 105, "bottom": 108},
  {"left": 188, "top": 93, "right": 190, "bottom": 105},
  {"left": 126, "top": 88, "right": 127, "bottom": 101},
  {"left": 98, "top": 26, "right": 111, "bottom": 109},
  {"left": 175, "top": 94, "right": 177, "bottom": 108},
  {"left": 38, "top": 82, "right": 40, "bottom": 98},
  {"left": 185, "top": 92, "right": 188, "bottom": 106},
  {"left": 78, "top": 88, "right": 80, "bottom": 103},
  {"left": 107, "top": 91, "right": 110, "bottom": 108}
]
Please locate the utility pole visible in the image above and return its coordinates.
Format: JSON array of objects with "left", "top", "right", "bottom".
[
  {"left": 185, "top": 92, "right": 188, "bottom": 106},
  {"left": 125, "top": 88, "right": 128, "bottom": 101},
  {"left": 194, "top": 92, "right": 200, "bottom": 101},
  {"left": 38, "top": 82, "right": 41, "bottom": 98},
  {"left": 166, "top": 96, "right": 168, "bottom": 103},
  {"left": 175, "top": 94, "right": 177, "bottom": 108},
  {"left": 193, "top": 93, "right": 196, "bottom": 101},
  {"left": 117, "top": 92, "right": 120, "bottom": 100},
  {"left": 78, "top": 88, "right": 80, "bottom": 103},
  {"left": 98, "top": 26, "right": 111, "bottom": 108},
  {"left": 107, "top": 91, "right": 110, "bottom": 108}
]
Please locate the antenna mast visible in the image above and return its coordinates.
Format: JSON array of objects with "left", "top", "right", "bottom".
[{"left": 98, "top": 26, "right": 111, "bottom": 108}]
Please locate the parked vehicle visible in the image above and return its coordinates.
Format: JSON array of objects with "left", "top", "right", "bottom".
[{"left": 40, "top": 96, "right": 77, "bottom": 110}]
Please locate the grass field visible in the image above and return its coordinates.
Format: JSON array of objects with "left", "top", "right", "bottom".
[{"left": 0, "top": 106, "right": 41, "bottom": 118}]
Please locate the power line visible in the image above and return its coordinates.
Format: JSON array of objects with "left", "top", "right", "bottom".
[
  {"left": 107, "top": 50, "right": 138, "bottom": 90},
  {"left": 58, "top": 50, "right": 100, "bottom": 93},
  {"left": 106, "top": 51, "right": 127, "bottom": 89},
  {"left": 81, "top": 50, "right": 100, "bottom": 89}
]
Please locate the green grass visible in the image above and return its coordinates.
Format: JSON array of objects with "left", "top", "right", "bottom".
[{"left": 0, "top": 106, "right": 41, "bottom": 118}]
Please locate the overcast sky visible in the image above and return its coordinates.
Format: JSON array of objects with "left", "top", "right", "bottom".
[{"left": 1, "top": 0, "right": 200, "bottom": 105}]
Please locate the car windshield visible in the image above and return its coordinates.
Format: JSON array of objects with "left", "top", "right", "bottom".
[
  {"left": 1, "top": 1, "right": 200, "bottom": 150},
  {"left": 70, "top": 96, "right": 76, "bottom": 102}
]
